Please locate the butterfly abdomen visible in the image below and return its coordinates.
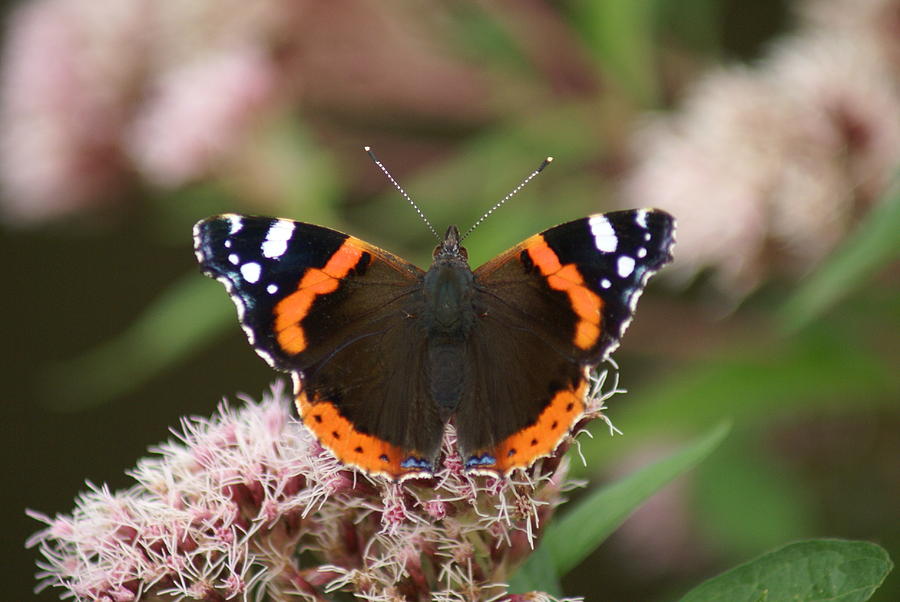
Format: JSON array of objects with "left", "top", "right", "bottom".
[
  {"left": 421, "top": 243, "right": 477, "bottom": 413},
  {"left": 427, "top": 341, "right": 468, "bottom": 415}
]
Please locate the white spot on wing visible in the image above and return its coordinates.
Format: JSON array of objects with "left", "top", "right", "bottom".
[
  {"left": 617, "top": 256, "right": 635, "bottom": 278},
  {"left": 224, "top": 240, "right": 232, "bottom": 248},
  {"left": 637, "top": 247, "right": 647, "bottom": 258},
  {"left": 227, "top": 214, "right": 243, "bottom": 234},
  {"left": 228, "top": 253, "right": 240, "bottom": 265},
  {"left": 266, "top": 283, "right": 278, "bottom": 294},
  {"left": 635, "top": 209, "right": 649, "bottom": 228},
  {"left": 589, "top": 215, "right": 618, "bottom": 253},
  {"left": 601, "top": 278, "right": 612, "bottom": 289},
  {"left": 262, "top": 220, "right": 295, "bottom": 259},
  {"left": 241, "top": 262, "right": 261, "bottom": 283}
]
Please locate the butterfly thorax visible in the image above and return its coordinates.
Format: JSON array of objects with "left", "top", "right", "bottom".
[
  {"left": 423, "top": 226, "right": 476, "bottom": 413},
  {"left": 424, "top": 226, "right": 474, "bottom": 334}
]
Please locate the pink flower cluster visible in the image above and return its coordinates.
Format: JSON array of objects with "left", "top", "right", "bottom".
[
  {"left": 0, "top": 0, "right": 295, "bottom": 224},
  {"left": 0, "top": 0, "right": 489, "bottom": 226},
  {"left": 29, "top": 376, "right": 619, "bottom": 600},
  {"left": 621, "top": 0, "right": 900, "bottom": 297}
]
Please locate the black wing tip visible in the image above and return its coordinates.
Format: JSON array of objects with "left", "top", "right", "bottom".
[{"left": 192, "top": 214, "right": 243, "bottom": 272}]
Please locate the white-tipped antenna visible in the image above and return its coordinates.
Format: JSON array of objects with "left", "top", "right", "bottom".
[
  {"left": 365, "top": 146, "right": 440, "bottom": 241},
  {"left": 460, "top": 156, "right": 553, "bottom": 241}
]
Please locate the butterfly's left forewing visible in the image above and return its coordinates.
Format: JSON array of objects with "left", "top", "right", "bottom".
[
  {"left": 196, "top": 214, "right": 362, "bottom": 369},
  {"left": 194, "top": 214, "right": 444, "bottom": 479}
]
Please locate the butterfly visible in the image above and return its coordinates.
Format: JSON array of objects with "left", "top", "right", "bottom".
[{"left": 194, "top": 155, "right": 675, "bottom": 480}]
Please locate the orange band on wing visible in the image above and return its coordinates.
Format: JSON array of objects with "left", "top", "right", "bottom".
[
  {"left": 481, "top": 381, "right": 587, "bottom": 474},
  {"left": 297, "top": 392, "right": 425, "bottom": 480},
  {"left": 526, "top": 237, "right": 603, "bottom": 349},
  {"left": 274, "top": 240, "right": 365, "bottom": 354}
]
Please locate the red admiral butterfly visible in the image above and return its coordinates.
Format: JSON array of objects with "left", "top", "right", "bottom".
[{"left": 194, "top": 154, "right": 675, "bottom": 480}]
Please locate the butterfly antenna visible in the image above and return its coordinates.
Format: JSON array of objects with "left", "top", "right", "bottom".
[
  {"left": 460, "top": 156, "right": 553, "bottom": 242},
  {"left": 365, "top": 146, "right": 440, "bottom": 241}
]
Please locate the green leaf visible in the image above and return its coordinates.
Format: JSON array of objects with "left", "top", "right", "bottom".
[
  {"left": 680, "top": 539, "right": 893, "bottom": 602},
  {"left": 567, "top": 0, "right": 659, "bottom": 105},
  {"left": 693, "top": 434, "right": 816, "bottom": 555},
  {"left": 657, "top": 0, "right": 722, "bottom": 56},
  {"left": 507, "top": 542, "right": 563, "bottom": 597},
  {"left": 572, "top": 325, "right": 897, "bottom": 473},
  {"left": 780, "top": 179, "right": 900, "bottom": 332},
  {"left": 444, "top": 4, "right": 535, "bottom": 77},
  {"left": 511, "top": 421, "right": 730, "bottom": 591},
  {"left": 42, "top": 275, "right": 234, "bottom": 410}
]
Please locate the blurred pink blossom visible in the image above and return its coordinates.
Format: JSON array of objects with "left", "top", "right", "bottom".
[
  {"left": 0, "top": 0, "right": 489, "bottom": 226},
  {"left": 29, "top": 377, "right": 619, "bottom": 600},
  {"left": 0, "top": 0, "right": 144, "bottom": 223},
  {"left": 127, "top": 46, "right": 277, "bottom": 187},
  {"left": 0, "top": 0, "right": 296, "bottom": 224},
  {"left": 621, "top": 0, "right": 900, "bottom": 297},
  {"left": 800, "top": 0, "right": 900, "bottom": 68}
]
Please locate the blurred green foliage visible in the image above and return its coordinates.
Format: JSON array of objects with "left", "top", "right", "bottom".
[{"left": 512, "top": 422, "right": 731, "bottom": 594}]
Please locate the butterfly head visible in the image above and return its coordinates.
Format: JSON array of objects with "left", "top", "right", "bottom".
[{"left": 434, "top": 225, "right": 468, "bottom": 262}]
